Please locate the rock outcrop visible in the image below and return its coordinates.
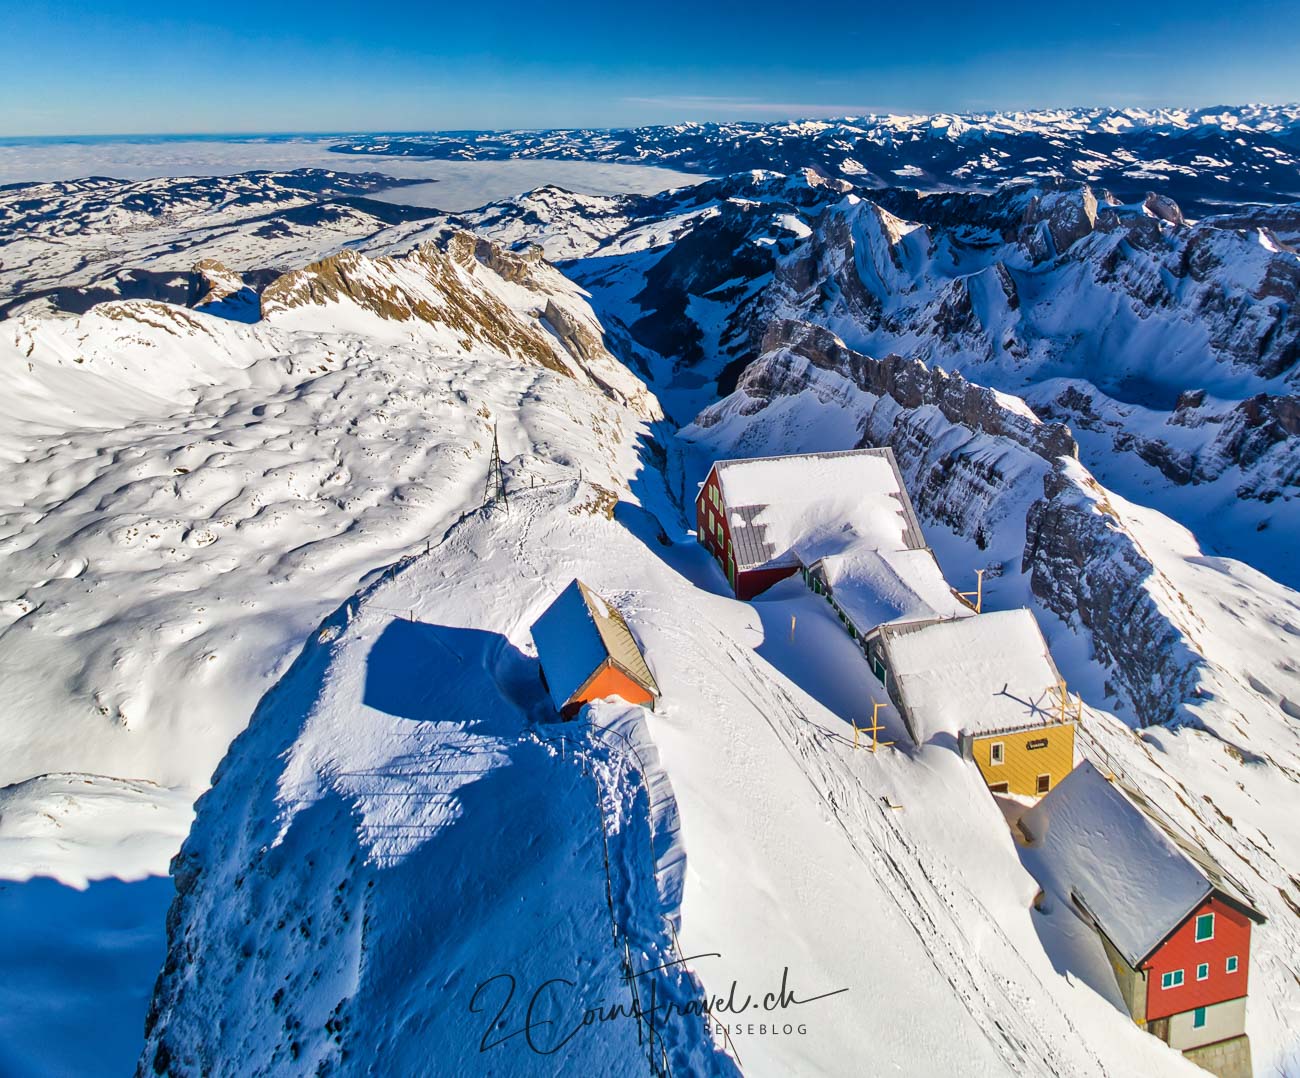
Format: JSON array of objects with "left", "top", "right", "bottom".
[
  {"left": 1023, "top": 460, "right": 1205, "bottom": 726},
  {"left": 259, "top": 234, "right": 662, "bottom": 419},
  {"left": 729, "top": 320, "right": 1078, "bottom": 463}
]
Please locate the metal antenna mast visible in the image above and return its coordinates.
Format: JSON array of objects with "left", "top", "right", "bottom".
[{"left": 483, "top": 424, "right": 508, "bottom": 513}]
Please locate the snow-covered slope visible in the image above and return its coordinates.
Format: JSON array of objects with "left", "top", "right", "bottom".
[
  {"left": 0, "top": 226, "right": 658, "bottom": 857},
  {"left": 0, "top": 226, "right": 672, "bottom": 1075}
]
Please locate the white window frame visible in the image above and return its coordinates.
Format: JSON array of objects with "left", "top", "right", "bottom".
[
  {"left": 1036, "top": 773, "right": 1051, "bottom": 794},
  {"left": 1195, "top": 912, "right": 1215, "bottom": 942},
  {"left": 1196, "top": 962, "right": 1209, "bottom": 981},
  {"left": 1161, "top": 969, "right": 1185, "bottom": 989},
  {"left": 1226, "top": 955, "right": 1239, "bottom": 973},
  {"left": 990, "top": 741, "right": 1005, "bottom": 766}
]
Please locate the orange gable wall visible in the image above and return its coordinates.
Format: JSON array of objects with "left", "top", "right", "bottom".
[
  {"left": 1143, "top": 896, "right": 1253, "bottom": 1021},
  {"left": 562, "top": 663, "right": 655, "bottom": 718}
]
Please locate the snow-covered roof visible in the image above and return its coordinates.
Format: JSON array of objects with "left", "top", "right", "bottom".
[
  {"left": 709, "top": 448, "right": 925, "bottom": 572},
  {"left": 1019, "top": 761, "right": 1213, "bottom": 968},
  {"left": 530, "top": 580, "right": 659, "bottom": 712},
  {"left": 814, "top": 544, "right": 971, "bottom": 635},
  {"left": 881, "top": 608, "right": 1063, "bottom": 742}
]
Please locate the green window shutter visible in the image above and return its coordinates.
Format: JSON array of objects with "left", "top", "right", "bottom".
[
  {"left": 1193, "top": 1007, "right": 1207, "bottom": 1029},
  {"left": 1195, "top": 913, "right": 1215, "bottom": 941}
]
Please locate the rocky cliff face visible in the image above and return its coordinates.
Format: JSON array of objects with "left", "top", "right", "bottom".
[
  {"left": 260, "top": 233, "right": 661, "bottom": 420},
  {"left": 765, "top": 181, "right": 1300, "bottom": 388},
  {"left": 555, "top": 171, "right": 1299, "bottom": 474},
  {"left": 1030, "top": 381, "right": 1300, "bottom": 502},
  {"left": 1022, "top": 460, "right": 1205, "bottom": 726}
]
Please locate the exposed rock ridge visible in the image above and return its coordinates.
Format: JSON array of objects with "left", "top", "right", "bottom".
[
  {"left": 1023, "top": 460, "right": 1206, "bottom": 726},
  {"left": 258, "top": 233, "right": 662, "bottom": 419},
  {"left": 743, "top": 319, "right": 1078, "bottom": 463}
]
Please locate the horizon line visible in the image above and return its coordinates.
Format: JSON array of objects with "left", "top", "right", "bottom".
[{"left": 4, "top": 100, "right": 1299, "bottom": 143}]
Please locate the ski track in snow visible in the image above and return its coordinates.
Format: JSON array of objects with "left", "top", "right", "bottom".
[{"left": 697, "top": 625, "right": 1109, "bottom": 1077}]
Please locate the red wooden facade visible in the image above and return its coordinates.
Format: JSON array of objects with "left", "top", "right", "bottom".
[
  {"left": 1142, "top": 895, "right": 1254, "bottom": 1022},
  {"left": 695, "top": 470, "right": 797, "bottom": 600}
]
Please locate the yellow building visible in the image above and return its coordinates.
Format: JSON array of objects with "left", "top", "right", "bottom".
[
  {"left": 961, "top": 718, "right": 1076, "bottom": 797},
  {"left": 869, "top": 607, "right": 1077, "bottom": 799}
]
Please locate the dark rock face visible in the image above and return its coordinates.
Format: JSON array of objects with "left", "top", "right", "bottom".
[
  {"left": 627, "top": 202, "right": 780, "bottom": 367},
  {"left": 187, "top": 259, "right": 263, "bottom": 323},
  {"left": 1020, "top": 183, "right": 1099, "bottom": 257},
  {"left": 1023, "top": 462, "right": 1204, "bottom": 727},
  {"left": 747, "top": 320, "right": 1078, "bottom": 463},
  {"left": 1034, "top": 381, "right": 1300, "bottom": 501}
]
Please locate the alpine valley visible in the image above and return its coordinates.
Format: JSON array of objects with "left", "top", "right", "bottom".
[{"left": 1, "top": 106, "right": 1299, "bottom": 1078}]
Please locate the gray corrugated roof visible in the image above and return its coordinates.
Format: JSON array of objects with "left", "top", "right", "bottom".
[{"left": 729, "top": 504, "right": 788, "bottom": 573}]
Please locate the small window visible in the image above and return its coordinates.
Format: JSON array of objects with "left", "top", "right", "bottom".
[
  {"left": 1196, "top": 962, "right": 1209, "bottom": 981},
  {"left": 714, "top": 520, "right": 723, "bottom": 541},
  {"left": 990, "top": 742, "right": 1005, "bottom": 765},
  {"left": 1192, "top": 1007, "right": 1207, "bottom": 1029},
  {"left": 1226, "top": 956, "right": 1239, "bottom": 974},
  {"left": 1195, "top": 913, "right": 1215, "bottom": 942},
  {"left": 1036, "top": 774, "right": 1051, "bottom": 795},
  {"left": 1161, "top": 969, "right": 1185, "bottom": 989},
  {"left": 988, "top": 781, "right": 1009, "bottom": 794}
]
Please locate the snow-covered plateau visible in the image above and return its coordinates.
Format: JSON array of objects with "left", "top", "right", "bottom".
[{"left": 1, "top": 113, "right": 1299, "bottom": 1077}]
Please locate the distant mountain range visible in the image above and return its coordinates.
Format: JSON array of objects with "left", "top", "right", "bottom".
[{"left": 330, "top": 105, "right": 1300, "bottom": 215}]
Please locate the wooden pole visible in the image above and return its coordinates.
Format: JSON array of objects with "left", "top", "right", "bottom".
[
  {"left": 958, "top": 569, "right": 986, "bottom": 613},
  {"left": 866, "top": 701, "right": 895, "bottom": 754},
  {"left": 790, "top": 614, "right": 796, "bottom": 643}
]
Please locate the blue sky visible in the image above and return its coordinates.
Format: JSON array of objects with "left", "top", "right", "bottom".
[{"left": 4, "top": 0, "right": 1299, "bottom": 135}]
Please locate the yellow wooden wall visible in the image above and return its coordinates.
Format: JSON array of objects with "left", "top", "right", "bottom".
[{"left": 971, "top": 723, "right": 1075, "bottom": 797}]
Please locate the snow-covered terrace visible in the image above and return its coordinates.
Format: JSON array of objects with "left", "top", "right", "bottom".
[
  {"left": 812, "top": 544, "right": 971, "bottom": 635},
  {"left": 881, "top": 609, "right": 1065, "bottom": 742}
]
